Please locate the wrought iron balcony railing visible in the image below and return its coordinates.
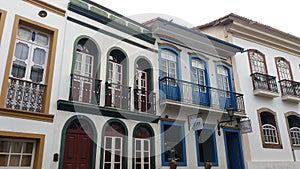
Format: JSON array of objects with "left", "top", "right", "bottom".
[
  {"left": 105, "top": 82, "right": 131, "bottom": 110},
  {"left": 159, "top": 77, "right": 245, "bottom": 114},
  {"left": 134, "top": 88, "right": 156, "bottom": 114},
  {"left": 69, "top": 73, "right": 101, "bottom": 104},
  {"left": 279, "top": 79, "right": 300, "bottom": 97},
  {"left": 5, "top": 77, "right": 45, "bottom": 112},
  {"left": 250, "top": 73, "right": 279, "bottom": 93}
]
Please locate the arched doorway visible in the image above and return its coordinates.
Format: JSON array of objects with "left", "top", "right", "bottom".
[{"left": 62, "top": 117, "right": 95, "bottom": 169}]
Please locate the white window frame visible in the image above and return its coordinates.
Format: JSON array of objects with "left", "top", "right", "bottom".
[
  {"left": 192, "top": 59, "right": 206, "bottom": 92},
  {"left": 262, "top": 124, "right": 279, "bottom": 144},
  {"left": 0, "top": 138, "right": 36, "bottom": 169},
  {"left": 290, "top": 127, "right": 300, "bottom": 146},
  {"left": 161, "top": 50, "right": 177, "bottom": 86},
  {"left": 103, "top": 136, "right": 123, "bottom": 169},
  {"left": 249, "top": 51, "right": 266, "bottom": 74},
  {"left": 217, "top": 66, "right": 230, "bottom": 97},
  {"left": 134, "top": 138, "right": 150, "bottom": 169},
  {"left": 277, "top": 59, "right": 292, "bottom": 80},
  {"left": 11, "top": 26, "right": 49, "bottom": 83}
]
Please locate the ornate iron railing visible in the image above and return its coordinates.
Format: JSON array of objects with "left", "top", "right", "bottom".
[
  {"left": 69, "top": 74, "right": 101, "bottom": 104},
  {"left": 250, "top": 73, "right": 279, "bottom": 93},
  {"left": 5, "top": 77, "right": 45, "bottom": 112},
  {"left": 133, "top": 88, "right": 156, "bottom": 114},
  {"left": 279, "top": 79, "right": 300, "bottom": 97},
  {"left": 159, "top": 77, "right": 245, "bottom": 114},
  {"left": 105, "top": 82, "right": 131, "bottom": 110}
]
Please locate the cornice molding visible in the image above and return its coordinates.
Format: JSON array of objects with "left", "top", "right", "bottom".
[{"left": 228, "top": 21, "right": 300, "bottom": 56}]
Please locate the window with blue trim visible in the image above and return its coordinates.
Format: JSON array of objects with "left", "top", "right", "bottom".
[
  {"left": 161, "top": 120, "right": 186, "bottom": 166},
  {"left": 159, "top": 47, "right": 181, "bottom": 101},
  {"left": 195, "top": 127, "right": 218, "bottom": 166}
]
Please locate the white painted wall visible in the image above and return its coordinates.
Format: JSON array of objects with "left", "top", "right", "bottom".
[{"left": 232, "top": 37, "right": 300, "bottom": 164}]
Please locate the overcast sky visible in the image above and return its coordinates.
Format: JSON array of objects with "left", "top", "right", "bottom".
[{"left": 95, "top": 0, "right": 300, "bottom": 38}]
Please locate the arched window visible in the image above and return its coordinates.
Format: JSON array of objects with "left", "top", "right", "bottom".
[
  {"left": 70, "top": 37, "right": 100, "bottom": 104},
  {"left": 106, "top": 49, "right": 129, "bottom": 109},
  {"left": 135, "top": 58, "right": 154, "bottom": 113},
  {"left": 248, "top": 50, "right": 267, "bottom": 74},
  {"left": 287, "top": 114, "right": 300, "bottom": 146},
  {"left": 276, "top": 58, "right": 292, "bottom": 81},
  {"left": 258, "top": 110, "right": 282, "bottom": 148},
  {"left": 190, "top": 56, "right": 210, "bottom": 106}
]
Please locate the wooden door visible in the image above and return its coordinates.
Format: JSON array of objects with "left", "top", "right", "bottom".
[{"left": 63, "top": 120, "right": 93, "bottom": 169}]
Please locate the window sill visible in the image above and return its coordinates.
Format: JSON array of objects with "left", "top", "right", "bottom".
[
  {"left": 262, "top": 143, "right": 283, "bottom": 149},
  {"left": 0, "top": 108, "right": 54, "bottom": 122}
]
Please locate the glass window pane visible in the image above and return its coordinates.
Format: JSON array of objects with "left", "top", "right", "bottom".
[
  {"left": 11, "top": 142, "right": 22, "bottom": 153},
  {"left": 136, "top": 140, "right": 141, "bottom": 150},
  {"left": 33, "top": 48, "right": 46, "bottom": 65},
  {"left": 15, "top": 42, "right": 29, "bottom": 60},
  {"left": 23, "top": 142, "right": 34, "bottom": 153},
  {"left": 21, "top": 155, "right": 32, "bottom": 167},
  {"left": 115, "top": 150, "right": 121, "bottom": 162},
  {"left": 104, "top": 163, "right": 111, "bottom": 169},
  {"left": 0, "top": 141, "right": 10, "bottom": 153},
  {"left": 144, "top": 140, "right": 149, "bottom": 151},
  {"left": 11, "top": 61, "right": 26, "bottom": 78},
  {"left": 36, "top": 33, "right": 49, "bottom": 46},
  {"left": 163, "top": 123, "right": 184, "bottom": 162},
  {"left": 115, "top": 138, "right": 121, "bottom": 150},
  {"left": 105, "top": 137, "right": 112, "bottom": 149},
  {"left": 104, "top": 150, "right": 111, "bottom": 162},
  {"left": 0, "top": 155, "right": 9, "bottom": 166},
  {"left": 18, "top": 27, "right": 31, "bottom": 40},
  {"left": 9, "top": 155, "right": 20, "bottom": 166},
  {"left": 30, "top": 65, "right": 44, "bottom": 82}
]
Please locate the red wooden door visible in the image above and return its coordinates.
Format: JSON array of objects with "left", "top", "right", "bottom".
[{"left": 63, "top": 120, "right": 93, "bottom": 169}]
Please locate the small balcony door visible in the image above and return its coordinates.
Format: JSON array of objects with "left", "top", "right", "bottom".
[
  {"left": 135, "top": 69, "right": 147, "bottom": 112},
  {"left": 108, "top": 60, "right": 123, "bottom": 108},
  {"left": 160, "top": 49, "right": 180, "bottom": 101},
  {"left": 72, "top": 52, "right": 94, "bottom": 103},
  {"left": 191, "top": 58, "right": 209, "bottom": 106},
  {"left": 217, "top": 66, "right": 235, "bottom": 109}
]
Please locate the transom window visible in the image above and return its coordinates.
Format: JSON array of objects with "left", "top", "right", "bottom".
[
  {"left": 276, "top": 58, "right": 292, "bottom": 80},
  {"left": 11, "top": 26, "right": 49, "bottom": 83},
  {"left": 0, "top": 138, "right": 36, "bottom": 168},
  {"left": 248, "top": 50, "right": 267, "bottom": 74}
]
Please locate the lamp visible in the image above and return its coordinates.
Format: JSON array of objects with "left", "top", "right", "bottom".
[{"left": 217, "top": 105, "right": 235, "bottom": 136}]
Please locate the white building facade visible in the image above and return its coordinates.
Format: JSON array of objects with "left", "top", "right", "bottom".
[
  {"left": 196, "top": 13, "right": 300, "bottom": 169},
  {"left": 0, "top": 0, "right": 67, "bottom": 169}
]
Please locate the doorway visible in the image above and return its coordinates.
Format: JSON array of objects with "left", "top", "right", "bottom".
[{"left": 223, "top": 129, "right": 245, "bottom": 169}]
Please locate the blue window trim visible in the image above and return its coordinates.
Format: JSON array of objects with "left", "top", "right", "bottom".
[
  {"left": 223, "top": 128, "right": 245, "bottom": 169},
  {"left": 195, "top": 126, "right": 218, "bottom": 166},
  {"left": 215, "top": 62, "right": 234, "bottom": 92},
  {"left": 189, "top": 54, "right": 210, "bottom": 87},
  {"left": 158, "top": 45, "right": 181, "bottom": 80},
  {"left": 160, "top": 120, "right": 187, "bottom": 166}
]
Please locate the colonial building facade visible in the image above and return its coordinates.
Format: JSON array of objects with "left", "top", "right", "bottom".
[
  {"left": 1, "top": 1, "right": 251, "bottom": 169},
  {"left": 195, "top": 13, "right": 300, "bottom": 169}
]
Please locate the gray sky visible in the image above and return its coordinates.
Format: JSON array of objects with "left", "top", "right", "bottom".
[{"left": 95, "top": 0, "right": 300, "bottom": 38}]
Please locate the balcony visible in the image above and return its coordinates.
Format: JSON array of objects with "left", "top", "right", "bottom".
[
  {"left": 134, "top": 89, "right": 156, "bottom": 114},
  {"left": 69, "top": 73, "right": 101, "bottom": 104},
  {"left": 279, "top": 80, "right": 300, "bottom": 103},
  {"left": 5, "top": 77, "right": 45, "bottom": 112},
  {"left": 105, "top": 82, "right": 131, "bottom": 110},
  {"left": 159, "top": 77, "right": 245, "bottom": 115},
  {"left": 250, "top": 73, "right": 279, "bottom": 98}
]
